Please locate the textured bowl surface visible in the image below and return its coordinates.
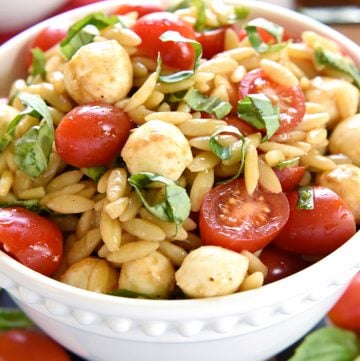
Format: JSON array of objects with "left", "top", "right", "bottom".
[{"left": 0, "top": 1, "right": 360, "bottom": 361}]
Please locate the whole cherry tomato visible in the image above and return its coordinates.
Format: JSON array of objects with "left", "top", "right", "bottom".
[
  {"left": 55, "top": 103, "right": 133, "bottom": 168},
  {"left": 238, "top": 68, "right": 306, "bottom": 134},
  {"left": 274, "top": 166, "right": 305, "bottom": 192},
  {"left": 259, "top": 245, "right": 310, "bottom": 284},
  {"left": 274, "top": 186, "right": 356, "bottom": 255},
  {"left": 0, "top": 329, "right": 70, "bottom": 361},
  {"left": 195, "top": 27, "right": 226, "bottom": 59},
  {"left": 328, "top": 272, "right": 360, "bottom": 332},
  {"left": 131, "top": 12, "right": 196, "bottom": 70},
  {"left": 0, "top": 207, "right": 63, "bottom": 276},
  {"left": 112, "top": 4, "right": 164, "bottom": 17},
  {"left": 199, "top": 178, "right": 290, "bottom": 252}
]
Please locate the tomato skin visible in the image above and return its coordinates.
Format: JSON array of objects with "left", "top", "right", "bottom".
[
  {"left": 238, "top": 68, "right": 306, "bottom": 134},
  {"left": 225, "top": 115, "right": 257, "bottom": 136},
  {"left": 0, "top": 329, "right": 70, "bottom": 361},
  {"left": 328, "top": 272, "right": 360, "bottom": 332},
  {"left": 275, "top": 166, "right": 305, "bottom": 192},
  {"left": 131, "top": 12, "right": 196, "bottom": 70},
  {"left": 199, "top": 178, "right": 290, "bottom": 252},
  {"left": 112, "top": 4, "right": 164, "bottom": 17},
  {"left": 0, "top": 208, "right": 63, "bottom": 276},
  {"left": 259, "top": 245, "right": 309, "bottom": 284},
  {"left": 55, "top": 103, "right": 133, "bottom": 168},
  {"left": 195, "top": 28, "right": 226, "bottom": 59},
  {"left": 274, "top": 186, "right": 356, "bottom": 255}
]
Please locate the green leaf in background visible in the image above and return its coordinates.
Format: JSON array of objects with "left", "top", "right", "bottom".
[
  {"left": 0, "top": 308, "right": 33, "bottom": 331},
  {"left": 237, "top": 94, "right": 280, "bottom": 140},
  {"left": 209, "top": 125, "right": 243, "bottom": 160},
  {"left": 297, "top": 186, "right": 315, "bottom": 210},
  {"left": 128, "top": 172, "right": 191, "bottom": 225},
  {"left": 60, "top": 12, "right": 120, "bottom": 59},
  {"left": 30, "top": 48, "right": 46, "bottom": 79},
  {"left": 314, "top": 47, "right": 360, "bottom": 89},
  {"left": 245, "top": 18, "right": 285, "bottom": 53},
  {"left": 183, "top": 88, "right": 232, "bottom": 119},
  {"left": 158, "top": 31, "right": 203, "bottom": 83},
  {"left": 289, "top": 327, "right": 360, "bottom": 361}
]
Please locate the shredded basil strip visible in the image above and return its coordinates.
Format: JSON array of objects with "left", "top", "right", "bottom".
[
  {"left": 0, "top": 199, "right": 51, "bottom": 214},
  {"left": 297, "top": 186, "right": 314, "bottom": 210},
  {"left": 82, "top": 166, "right": 107, "bottom": 182},
  {"left": 183, "top": 88, "right": 232, "bottom": 118},
  {"left": 128, "top": 172, "right": 190, "bottom": 225},
  {"left": 191, "top": 0, "right": 206, "bottom": 32},
  {"left": 158, "top": 31, "right": 202, "bottom": 83},
  {"left": 237, "top": 94, "right": 280, "bottom": 140},
  {"left": 30, "top": 48, "right": 46, "bottom": 79},
  {"left": 289, "top": 327, "right": 360, "bottom": 361},
  {"left": 275, "top": 157, "right": 300, "bottom": 170},
  {"left": 314, "top": 47, "right": 360, "bottom": 89},
  {"left": 60, "top": 12, "right": 119, "bottom": 59},
  {"left": 245, "top": 18, "right": 285, "bottom": 53},
  {"left": 209, "top": 125, "right": 243, "bottom": 160},
  {"left": 0, "top": 308, "right": 33, "bottom": 330}
]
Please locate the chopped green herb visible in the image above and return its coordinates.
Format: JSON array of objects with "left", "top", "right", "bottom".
[
  {"left": 82, "top": 166, "right": 107, "bottom": 182},
  {"left": 0, "top": 308, "right": 33, "bottom": 331},
  {"left": 30, "top": 48, "right": 46, "bottom": 79},
  {"left": 245, "top": 18, "right": 285, "bottom": 53},
  {"left": 209, "top": 125, "right": 243, "bottom": 160},
  {"left": 289, "top": 327, "right": 360, "bottom": 361},
  {"left": 192, "top": 0, "right": 206, "bottom": 32},
  {"left": 0, "top": 199, "right": 50, "bottom": 214},
  {"left": 128, "top": 172, "right": 191, "bottom": 225},
  {"left": 234, "top": 5, "right": 250, "bottom": 20},
  {"left": 314, "top": 47, "right": 360, "bottom": 89},
  {"left": 158, "top": 31, "right": 202, "bottom": 83},
  {"left": 275, "top": 157, "right": 300, "bottom": 170},
  {"left": 297, "top": 186, "right": 314, "bottom": 210},
  {"left": 237, "top": 94, "right": 280, "bottom": 140},
  {"left": 60, "top": 12, "right": 119, "bottom": 59},
  {"left": 183, "top": 88, "right": 232, "bottom": 118}
]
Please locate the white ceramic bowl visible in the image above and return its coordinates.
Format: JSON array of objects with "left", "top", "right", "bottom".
[
  {"left": 1, "top": 1, "right": 360, "bottom": 361},
  {"left": 0, "top": 0, "right": 68, "bottom": 32}
]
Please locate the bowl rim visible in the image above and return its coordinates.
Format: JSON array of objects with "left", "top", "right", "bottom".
[{"left": 0, "top": 0, "right": 360, "bottom": 319}]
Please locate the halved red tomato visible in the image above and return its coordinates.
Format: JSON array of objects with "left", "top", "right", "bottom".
[
  {"left": 274, "top": 166, "right": 305, "bottom": 192},
  {"left": 195, "top": 28, "right": 226, "bottom": 59},
  {"left": 238, "top": 68, "right": 306, "bottom": 134},
  {"left": 199, "top": 178, "right": 290, "bottom": 252}
]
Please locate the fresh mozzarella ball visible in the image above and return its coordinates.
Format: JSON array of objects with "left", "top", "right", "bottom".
[
  {"left": 175, "top": 246, "right": 249, "bottom": 298},
  {"left": 118, "top": 251, "right": 175, "bottom": 299},
  {"left": 121, "top": 119, "right": 193, "bottom": 180},
  {"left": 63, "top": 40, "right": 133, "bottom": 104},
  {"left": 317, "top": 163, "right": 360, "bottom": 223},
  {"left": 329, "top": 114, "right": 360, "bottom": 166}
]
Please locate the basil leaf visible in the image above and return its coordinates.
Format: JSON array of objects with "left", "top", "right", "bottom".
[
  {"left": 0, "top": 199, "right": 49, "bottom": 214},
  {"left": 289, "top": 327, "right": 360, "bottom": 361},
  {"left": 237, "top": 94, "right": 280, "bottom": 140},
  {"left": 275, "top": 157, "right": 300, "bottom": 170},
  {"left": 159, "top": 31, "right": 202, "bottom": 83},
  {"left": 183, "top": 88, "right": 232, "bottom": 119},
  {"left": 192, "top": 0, "right": 206, "bottom": 32},
  {"left": 245, "top": 18, "right": 285, "bottom": 53},
  {"left": 128, "top": 172, "right": 191, "bottom": 225},
  {"left": 0, "top": 308, "right": 33, "bottom": 330},
  {"left": 108, "top": 289, "right": 154, "bottom": 299},
  {"left": 297, "top": 186, "right": 314, "bottom": 210},
  {"left": 60, "top": 12, "right": 119, "bottom": 59},
  {"left": 0, "top": 93, "right": 52, "bottom": 152},
  {"left": 30, "top": 48, "right": 46, "bottom": 79},
  {"left": 82, "top": 166, "right": 107, "bottom": 182},
  {"left": 314, "top": 47, "right": 360, "bottom": 89},
  {"left": 209, "top": 125, "right": 243, "bottom": 160}
]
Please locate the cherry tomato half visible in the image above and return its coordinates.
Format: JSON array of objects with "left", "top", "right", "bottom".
[
  {"left": 195, "top": 28, "right": 226, "bottom": 59},
  {"left": 274, "top": 186, "right": 356, "bottom": 255},
  {"left": 328, "top": 272, "right": 360, "bottom": 332},
  {"left": 0, "top": 207, "right": 63, "bottom": 276},
  {"left": 0, "top": 329, "right": 70, "bottom": 361},
  {"left": 55, "top": 103, "right": 133, "bottom": 168},
  {"left": 259, "top": 245, "right": 310, "bottom": 284},
  {"left": 131, "top": 12, "right": 196, "bottom": 70},
  {"left": 274, "top": 166, "right": 305, "bottom": 192},
  {"left": 238, "top": 68, "right": 306, "bottom": 134},
  {"left": 225, "top": 115, "right": 258, "bottom": 136},
  {"left": 112, "top": 4, "right": 164, "bottom": 17},
  {"left": 199, "top": 178, "right": 290, "bottom": 252}
]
